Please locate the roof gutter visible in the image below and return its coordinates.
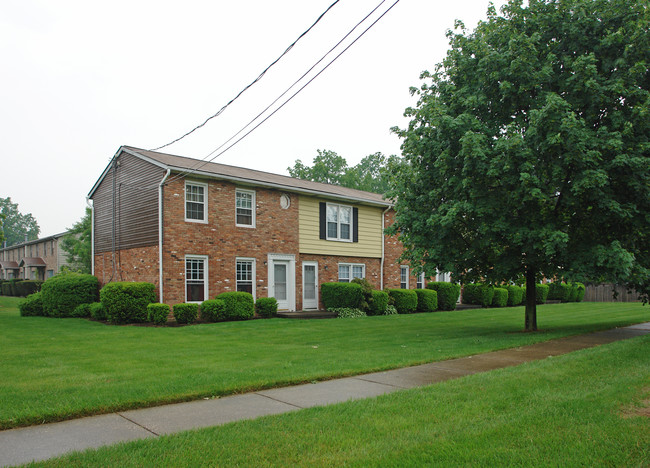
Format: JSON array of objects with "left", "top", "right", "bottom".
[
  {"left": 158, "top": 169, "right": 171, "bottom": 303},
  {"left": 164, "top": 165, "right": 392, "bottom": 208}
]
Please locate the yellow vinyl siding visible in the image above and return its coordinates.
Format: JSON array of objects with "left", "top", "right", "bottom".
[{"left": 299, "top": 195, "right": 382, "bottom": 258}]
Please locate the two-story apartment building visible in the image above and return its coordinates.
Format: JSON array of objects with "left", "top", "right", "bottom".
[
  {"left": 88, "top": 146, "right": 422, "bottom": 310},
  {"left": 0, "top": 232, "right": 71, "bottom": 280}
]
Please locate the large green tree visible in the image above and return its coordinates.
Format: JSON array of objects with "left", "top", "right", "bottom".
[
  {"left": 388, "top": 0, "right": 649, "bottom": 330},
  {"left": 288, "top": 149, "right": 400, "bottom": 194},
  {"left": 0, "top": 197, "right": 40, "bottom": 247},
  {"left": 61, "top": 208, "right": 92, "bottom": 274}
]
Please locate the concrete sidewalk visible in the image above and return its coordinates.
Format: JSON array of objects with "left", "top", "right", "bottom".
[{"left": 1, "top": 322, "right": 648, "bottom": 467}]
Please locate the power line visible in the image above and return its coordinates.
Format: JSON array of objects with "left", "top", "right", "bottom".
[
  {"left": 150, "top": 0, "right": 341, "bottom": 152},
  {"left": 164, "top": 0, "right": 400, "bottom": 185}
]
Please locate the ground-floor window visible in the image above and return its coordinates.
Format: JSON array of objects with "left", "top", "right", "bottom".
[
  {"left": 236, "top": 258, "right": 255, "bottom": 298},
  {"left": 186, "top": 255, "right": 208, "bottom": 302},
  {"left": 416, "top": 272, "right": 425, "bottom": 289},
  {"left": 338, "top": 263, "right": 365, "bottom": 282},
  {"left": 400, "top": 266, "right": 409, "bottom": 289}
]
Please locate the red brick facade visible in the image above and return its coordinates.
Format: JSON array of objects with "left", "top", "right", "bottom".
[
  {"left": 94, "top": 245, "right": 159, "bottom": 288},
  {"left": 382, "top": 209, "right": 422, "bottom": 290},
  {"left": 92, "top": 152, "right": 419, "bottom": 310}
]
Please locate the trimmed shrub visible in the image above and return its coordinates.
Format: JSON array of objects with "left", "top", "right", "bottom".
[
  {"left": 387, "top": 289, "right": 418, "bottom": 314},
  {"left": 147, "top": 303, "right": 170, "bottom": 325},
  {"left": 415, "top": 289, "right": 438, "bottom": 312},
  {"left": 426, "top": 282, "right": 461, "bottom": 310},
  {"left": 462, "top": 283, "right": 494, "bottom": 307},
  {"left": 565, "top": 284, "right": 577, "bottom": 302},
  {"left": 200, "top": 299, "right": 227, "bottom": 322},
  {"left": 15, "top": 280, "right": 43, "bottom": 297},
  {"left": 89, "top": 302, "right": 107, "bottom": 320},
  {"left": 100, "top": 282, "right": 156, "bottom": 324},
  {"left": 215, "top": 292, "right": 255, "bottom": 321},
  {"left": 368, "top": 290, "right": 389, "bottom": 316},
  {"left": 536, "top": 284, "right": 550, "bottom": 304},
  {"left": 548, "top": 282, "right": 570, "bottom": 302},
  {"left": 332, "top": 307, "right": 367, "bottom": 318},
  {"left": 173, "top": 303, "right": 198, "bottom": 324},
  {"left": 42, "top": 273, "right": 99, "bottom": 318},
  {"left": 505, "top": 285, "right": 524, "bottom": 306},
  {"left": 71, "top": 303, "right": 91, "bottom": 318},
  {"left": 1, "top": 282, "right": 12, "bottom": 296},
  {"left": 321, "top": 282, "right": 363, "bottom": 309},
  {"left": 19, "top": 292, "right": 44, "bottom": 316},
  {"left": 575, "top": 282, "right": 586, "bottom": 302},
  {"left": 492, "top": 288, "right": 508, "bottom": 307},
  {"left": 255, "top": 297, "right": 278, "bottom": 318}
]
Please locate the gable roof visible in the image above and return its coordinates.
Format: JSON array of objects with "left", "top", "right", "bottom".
[{"left": 89, "top": 146, "right": 391, "bottom": 207}]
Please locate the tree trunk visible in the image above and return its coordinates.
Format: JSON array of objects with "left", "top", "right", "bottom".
[{"left": 525, "top": 266, "right": 538, "bottom": 331}]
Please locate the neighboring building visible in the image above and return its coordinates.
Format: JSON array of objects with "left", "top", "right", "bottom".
[
  {"left": 0, "top": 232, "right": 71, "bottom": 280},
  {"left": 88, "top": 146, "right": 430, "bottom": 310}
]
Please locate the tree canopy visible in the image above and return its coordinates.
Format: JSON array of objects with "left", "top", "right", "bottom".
[
  {"left": 0, "top": 197, "right": 40, "bottom": 247},
  {"left": 288, "top": 149, "right": 400, "bottom": 195},
  {"left": 388, "top": 0, "right": 650, "bottom": 330},
  {"left": 61, "top": 207, "right": 92, "bottom": 274}
]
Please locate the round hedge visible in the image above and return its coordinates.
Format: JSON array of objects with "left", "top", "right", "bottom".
[
  {"left": 426, "top": 282, "right": 461, "bottom": 310},
  {"left": 387, "top": 289, "right": 418, "bottom": 314},
  {"left": 41, "top": 273, "right": 99, "bottom": 318},
  {"left": 415, "top": 289, "right": 438, "bottom": 312},
  {"left": 100, "top": 282, "right": 156, "bottom": 324},
  {"left": 492, "top": 288, "right": 508, "bottom": 307}
]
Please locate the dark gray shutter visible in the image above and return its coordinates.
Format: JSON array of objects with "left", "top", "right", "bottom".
[
  {"left": 319, "top": 202, "right": 326, "bottom": 239},
  {"left": 353, "top": 207, "right": 359, "bottom": 243}
]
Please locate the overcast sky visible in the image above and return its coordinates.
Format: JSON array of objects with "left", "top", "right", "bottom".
[{"left": 2, "top": 0, "right": 507, "bottom": 237}]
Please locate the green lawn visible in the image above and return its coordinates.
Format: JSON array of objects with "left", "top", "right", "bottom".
[
  {"left": 32, "top": 334, "right": 650, "bottom": 467},
  {"left": 1, "top": 296, "right": 648, "bottom": 430}
]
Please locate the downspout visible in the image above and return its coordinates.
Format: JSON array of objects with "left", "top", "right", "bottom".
[
  {"left": 380, "top": 206, "right": 391, "bottom": 290},
  {"left": 86, "top": 197, "right": 94, "bottom": 276},
  {"left": 158, "top": 169, "right": 171, "bottom": 303}
]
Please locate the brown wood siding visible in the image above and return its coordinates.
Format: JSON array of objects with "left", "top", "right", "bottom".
[{"left": 92, "top": 152, "right": 165, "bottom": 253}]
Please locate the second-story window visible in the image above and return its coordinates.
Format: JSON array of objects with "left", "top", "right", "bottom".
[
  {"left": 235, "top": 189, "right": 255, "bottom": 227},
  {"left": 326, "top": 203, "right": 352, "bottom": 242},
  {"left": 185, "top": 182, "right": 207, "bottom": 223}
]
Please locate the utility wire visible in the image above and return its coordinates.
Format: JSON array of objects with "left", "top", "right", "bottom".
[
  {"left": 150, "top": 0, "right": 341, "bottom": 152},
  {"left": 164, "top": 0, "right": 399, "bottom": 185}
]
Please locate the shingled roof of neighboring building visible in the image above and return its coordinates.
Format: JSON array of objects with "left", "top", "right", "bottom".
[{"left": 90, "top": 146, "right": 391, "bottom": 207}]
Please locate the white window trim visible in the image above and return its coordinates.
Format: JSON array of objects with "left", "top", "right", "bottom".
[
  {"left": 416, "top": 272, "right": 425, "bottom": 289},
  {"left": 185, "top": 181, "right": 208, "bottom": 224},
  {"left": 185, "top": 255, "right": 209, "bottom": 303},
  {"left": 235, "top": 257, "right": 256, "bottom": 300},
  {"left": 235, "top": 188, "right": 256, "bottom": 228},
  {"left": 326, "top": 203, "right": 353, "bottom": 243},
  {"left": 400, "top": 265, "right": 409, "bottom": 289},
  {"left": 338, "top": 263, "right": 366, "bottom": 282}
]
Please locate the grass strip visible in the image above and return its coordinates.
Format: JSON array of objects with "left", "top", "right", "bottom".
[
  {"left": 33, "top": 334, "right": 650, "bottom": 467},
  {"left": 1, "top": 296, "right": 648, "bottom": 429}
]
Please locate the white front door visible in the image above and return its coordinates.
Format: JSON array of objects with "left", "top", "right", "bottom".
[
  {"left": 302, "top": 262, "right": 318, "bottom": 309},
  {"left": 273, "top": 261, "right": 289, "bottom": 310},
  {"left": 268, "top": 254, "right": 296, "bottom": 311}
]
